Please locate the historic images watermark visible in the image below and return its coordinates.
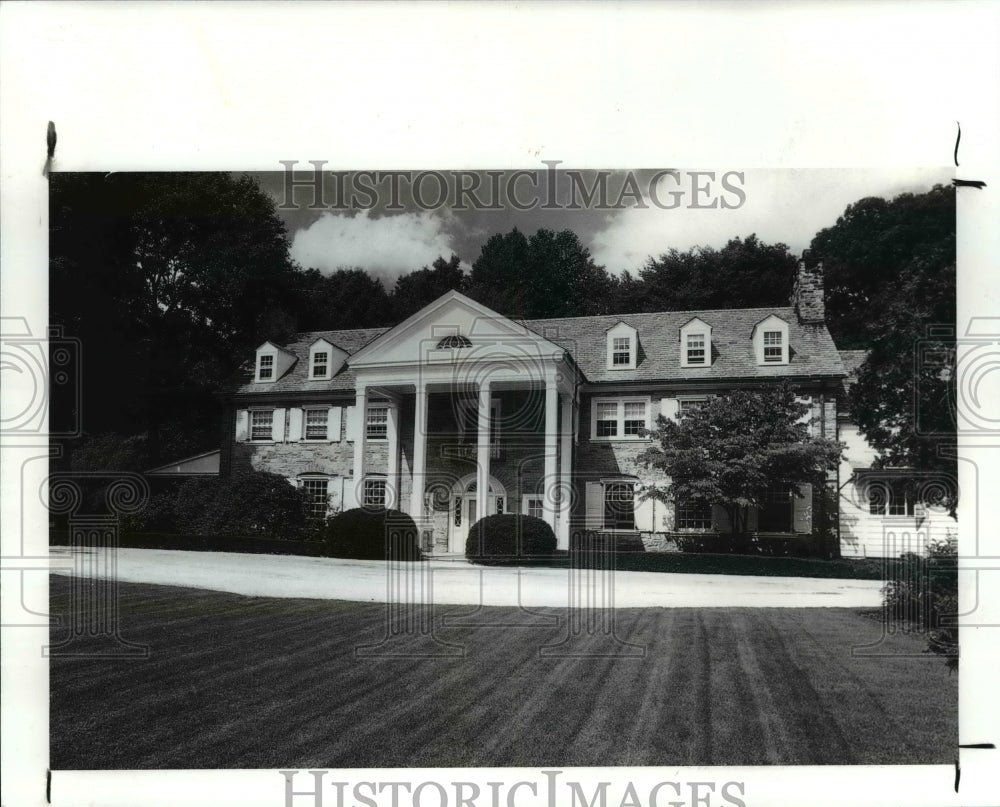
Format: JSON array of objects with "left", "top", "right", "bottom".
[
  {"left": 280, "top": 769, "right": 748, "bottom": 807},
  {"left": 278, "top": 163, "right": 747, "bottom": 213}
]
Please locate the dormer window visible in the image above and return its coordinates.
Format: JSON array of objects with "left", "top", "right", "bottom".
[
  {"left": 612, "top": 337, "right": 631, "bottom": 366},
  {"left": 686, "top": 333, "right": 706, "bottom": 364},
  {"left": 763, "top": 331, "right": 783, "bottom": 363},
  {"left": 606, "top": 322, "right": 638, "bottom": 370},
  {"left": 308, "top": 338, "right": 338, "bottom": 381},
  {"left": 680, "top": 317, "right": 712, "bottom": 368},
  {"left": 312, "top": 351, "right": 328, "bottom": 378},
  {"left": 257, "top": 354, "right": 274, "bottom": 381},
  {"left": 752, "top": 315, "right": 790, "bottom": 365}
]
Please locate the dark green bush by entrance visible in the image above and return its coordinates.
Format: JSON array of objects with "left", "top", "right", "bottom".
[
  {"left": 465, "top": 514, "right": 556, "bottom": 564},
  {"left": 324, "top": 508, "right": 422, "bottom": 560}
]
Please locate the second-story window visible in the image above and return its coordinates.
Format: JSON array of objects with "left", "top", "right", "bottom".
[
  {"left": 250, "top": 410, "right": 273, "bottom": 441},
  {"left": 304, "top": 408, "right": 328, "bottom": 440},
  {"left": 258, "top": 354, "right": 274, "bottom": 380},
  {"left": 366, "top": 405, "right": 388, "bottom": 440}
]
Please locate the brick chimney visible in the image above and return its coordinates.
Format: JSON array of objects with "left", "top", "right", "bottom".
[{"left": 792, "top": 250, "right": 825, "bottom": 324}]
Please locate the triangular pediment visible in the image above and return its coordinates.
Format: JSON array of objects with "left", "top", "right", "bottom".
[{"left": 348, "top": 291, "right": 565, "bottom": 369}]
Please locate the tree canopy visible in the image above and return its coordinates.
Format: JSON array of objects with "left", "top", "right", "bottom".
[
  {"left": 634, "top": 235, "right": 797, "bottom": 312},
  {"left": 638, "top": 385, "right": 843, "bottom": 536},
  {"left": 465, "top": 228, "right": 617, "bottom": 318}
]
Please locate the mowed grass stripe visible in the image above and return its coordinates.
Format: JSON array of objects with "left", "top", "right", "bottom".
[{"left": 50, "top": 577, "right": 956, "bottom": 769}]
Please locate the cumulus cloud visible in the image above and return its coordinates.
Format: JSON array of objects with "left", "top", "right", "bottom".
[
  {"left": 588, "top": 167, "right": 952, "bottom": 275},
  {"left": 289, "top": 210, "right": 462, "bottom": 282}
]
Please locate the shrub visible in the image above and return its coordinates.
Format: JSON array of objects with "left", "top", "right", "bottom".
[
  {"left": 882, "top": 537, "right": 958, "bottom": 670},
  {"left": 323, "top": 508, "right": 422, "bottom": 560},
  {"left": 674, "top": 532, "right": 829, "bottom": 558},
  {"left": 465, "top": 514, "right": 556, "bottom": 564},
  {"left": 170, "top": 470, "right": 309, "bottom": 539}
]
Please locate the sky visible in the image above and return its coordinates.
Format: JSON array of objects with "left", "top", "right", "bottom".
[{"left": 251, "top": 166, "right": 953, "bottom": 285}]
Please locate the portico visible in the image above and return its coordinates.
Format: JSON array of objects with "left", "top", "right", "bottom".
[{"left": 345, "top": 292, "right": 579, "bottom": 550}]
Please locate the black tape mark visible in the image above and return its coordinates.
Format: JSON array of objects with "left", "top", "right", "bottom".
[
  {"left": 952, "top": 179, "right": 987, "bottom": 189},
  {"left": 959, "top": 743, "right": 997, "bottom": 748},
  {"left": 954, "top": 121, "right": 960, "bottom": 167},
  {"left": 954, "top": 758, "right": 960, "bottom": 792},
  {"left": 46, "top": 768, "right": 51, "bottom": 803},
  {"left": 42, "top": 121, "right": 56, "bottom": 178}
]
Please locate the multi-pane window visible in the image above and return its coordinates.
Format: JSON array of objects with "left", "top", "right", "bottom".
[
  {"left": 592, "top": 399, "right": 648, "bottom": 439},
  {"left": 758, "top": 485, "right": 793, "bottom": 532},
  {"left": 250, "top": 410, "right": 273, "bottom": 441},
  {"left": 604, "top": 482, "right": 636, "bottom": 530},
  {"left": 763, "top": 331, "right": 783, "bottom": 363},
  {"left": 311, "top": 351, "right": 328, "bottom": 378},
  {"left": 869, "top": 480, "right": 915, "bottom": 517},
  {"left": 623, "top": 401, "right": 646, "bottom": 436},
  {"left": 258, "top": 354, "right": 274, "bottom": 380},
  {"left": 304, "top": 408, "right": 328, "bottom": 440},
  {"left": 686, "top": 333, "right": 706, "bottom": 365},
  {"left": 678, "top": 397, "right": 707, "bottom": 415},
  {"left": 595, "top": 401, "right": 619, "bottom": 437},
  {"left": 301, "top": 478, "right": 329, "bottom": 519},
  {"left": 524, "top": 496, "right": 544, "bottom": 520},
  {"left": 366, "top": 405, "right": 388, "bottom": 440},
  {"left": 676, "top": 501, "right": 712, "bottom": 530},
  {"left": 363, "top": 477, "right": 386, "bottom": 507},
  {"left": 612, "top": 336, "right": 631, "bottom": 366}
]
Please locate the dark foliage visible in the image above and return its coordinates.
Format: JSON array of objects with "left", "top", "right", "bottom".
[
  {"left": 465, "top": 514, "right": 557, "bottom": 564},
  {"left": 673, "top": 532, "right": 832, "bottom": 558},
  {"left": 323, "top": 508, "right": 422, "bottom": 560},
  {"left": 168, "top": 470, "right": 309, "bottom": 539},
  {"left": 882, "top": 538, "right": 958, "bottom": 670}
]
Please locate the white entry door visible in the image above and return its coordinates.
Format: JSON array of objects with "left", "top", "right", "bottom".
[{"left": 451, "top": 494, "right": 497, "bottom": 552}]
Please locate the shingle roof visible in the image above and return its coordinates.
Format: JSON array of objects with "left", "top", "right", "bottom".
[
  {"left": 232, "top": 306, "right": 846, "bottom": 396},
  {"left": 838, "top": 349, "right": 868, "bottom": 395},
  {"left": 522, "top": 307, "right": 846, "bottom": 383},
  {"left": 233, "top": 327, "right": 390, "bottom": 396}
]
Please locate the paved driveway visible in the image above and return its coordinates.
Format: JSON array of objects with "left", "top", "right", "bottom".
[{"left": 50, "top": 547, "right": 884, "bottom": 607}]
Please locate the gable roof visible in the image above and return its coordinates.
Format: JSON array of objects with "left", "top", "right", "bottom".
[{"left": 231, "top": 302, "right": 846, "bottom": 396}]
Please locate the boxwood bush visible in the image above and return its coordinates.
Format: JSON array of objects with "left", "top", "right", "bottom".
[
  {"left": 324, "top": 507, "right": 422, "bottom": 560},
  {"left": 465, "top": 514, "right": 556, "bottom": 564}
]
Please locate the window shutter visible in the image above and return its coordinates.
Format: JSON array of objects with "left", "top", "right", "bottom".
[
  {"left": 660, "top": 397, "right": 679, "bottom": 421},
  {"left": 287, "top": 408, "right": 303, "bottom": 442},
  {"left": 271, "top": 408, "right": 286, "bottom": 442},
  {"left": 327, "top": 407, "right": 342, "bottom": 442},
  {"left": 585, "top": 482, "right": 604, "bottom": 530},
  {"left": 344, "top": 405, "right": 359, "bottom": 441},
  {"left": 633, "top": 488, "right": 656, "bottom": 531},
  {"left": 793, "top": 484, "right": 812, "bottom": 533},
  {"left": 235, "top": 410, "right": 249, "bottom": 442}
]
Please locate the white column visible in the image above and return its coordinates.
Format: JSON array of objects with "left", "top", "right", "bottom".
[
  {"left": 387, "top": 400, "right": 399, "bottom": 509},
  {"left": 352, "top": 384, "right": 367, "bottom": 507},
  {"left": 558, "top": 394, "right": 573, "bottom": 549},
  {"left": 543, "top": 376, "right": 559, "bottom": 533},
  {"left": 410, "top": 383, "right": 428, "bottom": 521},
  {"left": 475, "top": 379, "right": 492, "bottom": 522}
]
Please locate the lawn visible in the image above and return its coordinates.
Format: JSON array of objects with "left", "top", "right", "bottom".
[{"left": 49, "top": 575, "right": 956, "bottom": 769}]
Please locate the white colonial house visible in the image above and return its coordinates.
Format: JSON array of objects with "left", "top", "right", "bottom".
[{"left": 222, "top": 255, "right": 952, "bottom": 557}]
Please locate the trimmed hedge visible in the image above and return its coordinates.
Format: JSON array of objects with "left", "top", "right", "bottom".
[
  {"left": 674, "top": 532, "right": 833, "bottom": 559},
  {"left": 324, "top": 508, "right": 422, "bottom": 561},
  {"left": 465, "top": 514, "right": 557, "bottom": 564},
  {"left": 50, "top": 531, "right": 326, "bottom": 557}
]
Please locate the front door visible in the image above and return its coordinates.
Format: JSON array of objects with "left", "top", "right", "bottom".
[{"left": 451, "top": 494, "right": 497, "bottom": 552}]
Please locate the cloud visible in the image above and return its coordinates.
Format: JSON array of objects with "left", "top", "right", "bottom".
[
  {"left": 289, "top": 210, "right": 461, "bottom": 282},
  {"left": 588, "top": 167, "right": 952, "bottom": 274}
]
